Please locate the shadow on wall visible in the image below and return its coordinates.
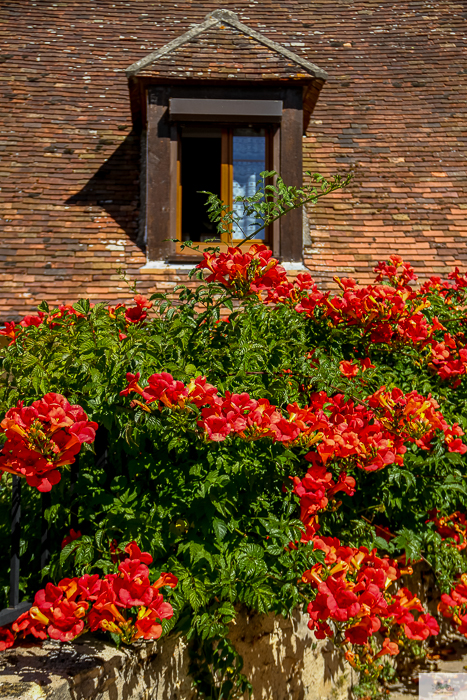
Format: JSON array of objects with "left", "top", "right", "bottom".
[{"left": 66, "top": 131, "right": 144, "bottom": 250}]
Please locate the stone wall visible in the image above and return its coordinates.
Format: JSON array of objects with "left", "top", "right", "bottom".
[{"left": 0, "top": 607, "right": 355, "bottom": 700}]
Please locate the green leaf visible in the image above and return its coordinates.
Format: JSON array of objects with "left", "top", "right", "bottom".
[
  {"left": 60, "top": 540, "right": 80, "bottom": 565},
  {"left": 74, "top": 298, "right": 91, "bottom": 315},
  {"left": 186, "top": 578, "right": 207, "bottom": 612},
  {"left": 213, "top": 518, "right": 228, "bottom": 541},
  {"left": 110, "top": 632, "right": 121, "bottom": 648},
  {"left": 392, "top": 527, "right": 422, "bottom": 563}
]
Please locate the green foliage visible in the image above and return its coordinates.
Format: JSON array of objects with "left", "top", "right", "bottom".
[
  {"left": 199, "top": 170, "right": 352, "bottom": 245},
  {"left": 0, "top": 297, "right": 325, "bottom": 696},
  {"left": 2, "top": 172, "right": 467, "bottom": 699}
]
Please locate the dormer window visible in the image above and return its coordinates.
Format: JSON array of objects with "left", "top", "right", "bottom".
[
  {"left": 179, "top": 125, "right": 269, "bottom": 245},
  {"left": 126, "top": 9, "right": 327, "bottom": 263}
]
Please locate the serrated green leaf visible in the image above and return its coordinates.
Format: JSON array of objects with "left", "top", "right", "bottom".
[{"left": 213, "top": 518, "right": 228, "bottom": 541}]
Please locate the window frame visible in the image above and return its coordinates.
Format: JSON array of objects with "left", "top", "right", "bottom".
[{"left": 174, "top": 125, "right": 277, "bottom": 256}]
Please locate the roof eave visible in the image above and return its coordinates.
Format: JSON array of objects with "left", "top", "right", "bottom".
[{"left": 127, "top": 74, "right": 325, "bottom": 131}]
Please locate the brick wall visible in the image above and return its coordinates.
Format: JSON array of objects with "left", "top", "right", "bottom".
[{"left": 0, "top": 0, "right": 466, "bottom": 318}]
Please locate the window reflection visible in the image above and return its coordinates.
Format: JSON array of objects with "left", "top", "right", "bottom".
[{"left": 232, "top": 128, "right": 266, "bottom": 240}]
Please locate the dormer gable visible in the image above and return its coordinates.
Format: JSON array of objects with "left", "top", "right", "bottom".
[
  {"left": 126, "top": 9, "right": 327, "bottom": 131},
  {"left": 126, "top": 9, "right": 326, "bottom": 82}
]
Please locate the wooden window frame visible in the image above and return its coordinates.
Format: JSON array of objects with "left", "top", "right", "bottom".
[{"left": 175, "top": 126, "right": 276, "bottom": 256}]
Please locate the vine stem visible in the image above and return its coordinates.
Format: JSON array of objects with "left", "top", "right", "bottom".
[{"left": 232, "top": 176, "right": 352, "bottom": 250}]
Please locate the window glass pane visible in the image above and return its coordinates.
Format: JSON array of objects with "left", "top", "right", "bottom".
[
  {"left": 232, "top": 128, "right": 266, "bottom": 240},
  {"left": 181, "top": 135, "right": 221, "bottom": 242}
]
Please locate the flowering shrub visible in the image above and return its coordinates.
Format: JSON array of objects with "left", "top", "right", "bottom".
[
  {"left": 2, "top": 242, "right": 467, "bottom": 698},
  {"left": 0, "top": 540, "right": 176, "bottom": 650},
  {"left": 197, "top": 244, "right": 287, "bottom": 297},
  {"left": 202, "top": 246, "right": 467, "bottom": 385},
  {"left": 438, "top": 575, "right": 467, "bottom": 636},
  {"left": 305, "top": 546, "right": 439, "bottom": 644},
  {"left": 120, "top": 373, "right": 466, "bottom": 467},
  {"left": 0, "top": 295, "right": 154, "bottom": 347},
  {"left": 0, "top": 393, "right": 97, "bottom": 491},
  {"left": 118, "top": 369, "right": 450, "bottom": 680}
]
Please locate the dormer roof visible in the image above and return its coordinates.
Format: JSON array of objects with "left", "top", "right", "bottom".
[{"left": 126, "top": 9, "right": 327, "bottom": 83}]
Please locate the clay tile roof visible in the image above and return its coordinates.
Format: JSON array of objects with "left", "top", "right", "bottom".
[{"left": 126, "top": 9, "right": 327, "bottom": 82}]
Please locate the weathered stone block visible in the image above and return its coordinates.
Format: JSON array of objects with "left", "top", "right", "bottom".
[{"left": 0, "top": 608, "right": 354, "bottom": 700}]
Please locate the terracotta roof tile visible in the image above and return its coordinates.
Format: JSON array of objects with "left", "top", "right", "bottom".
[
  {"left": 0, "top": 1, "right": 466, "bottom": 317},
  {"left": 137, "top": 25, "right": 311, "bottom": 80},
  {"left": 129, "top": 10, "right": 325, "bottom": 82}
]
